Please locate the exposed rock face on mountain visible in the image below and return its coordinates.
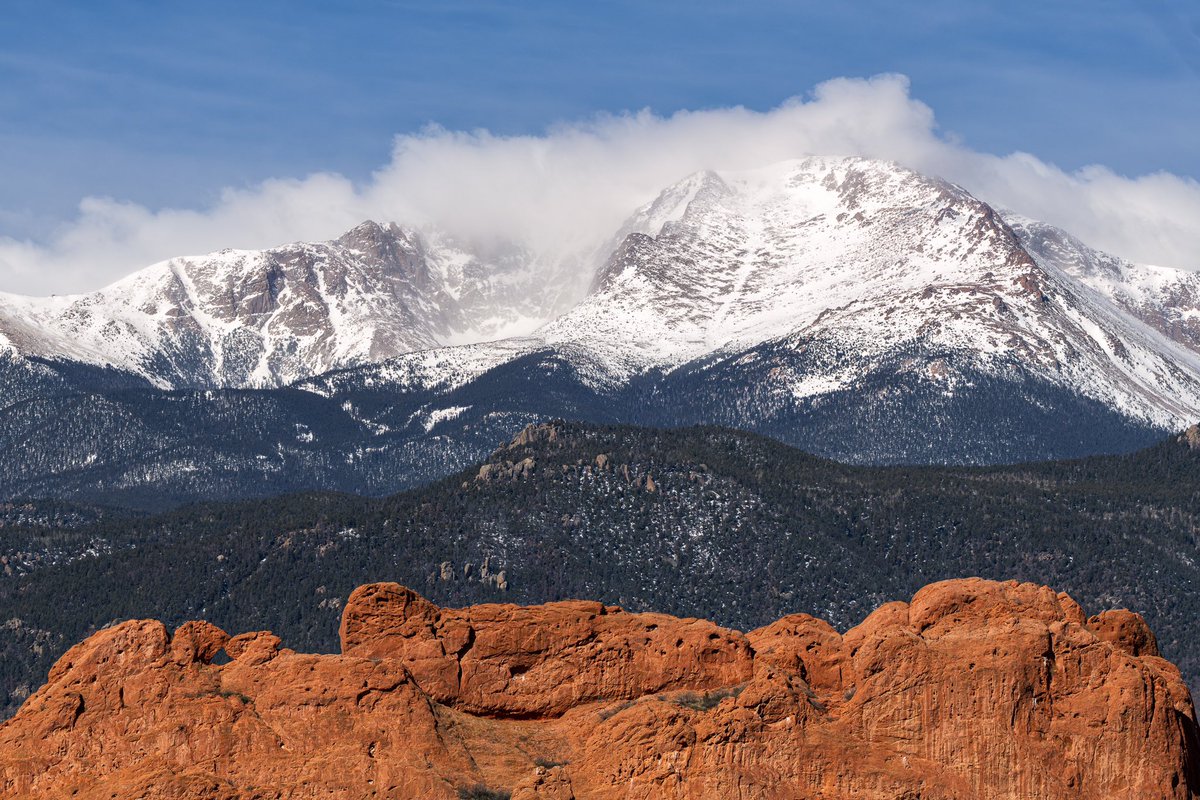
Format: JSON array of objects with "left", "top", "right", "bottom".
[{"left": 2, "top": 578, "right": 1196, "bottom": 799}]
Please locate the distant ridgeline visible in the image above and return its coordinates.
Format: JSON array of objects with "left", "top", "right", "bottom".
[
  {"left": 0, "top": 347, "right": 1170, "bottom": 512},
  {"left": 2, "top": 420, "right": 1199, "bottom": 720}
]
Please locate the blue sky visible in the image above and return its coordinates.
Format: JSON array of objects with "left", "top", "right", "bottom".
[
  {"left": 1, "top": 0, "right": 1197, "bottom": 241},
  {"left": 1, "top": 1, "right": 1199, "bottom": 294}
]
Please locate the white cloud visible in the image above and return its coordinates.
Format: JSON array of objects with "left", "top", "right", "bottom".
[{"left": 2, "top": 74, "right": 1198, "bottom": 295}]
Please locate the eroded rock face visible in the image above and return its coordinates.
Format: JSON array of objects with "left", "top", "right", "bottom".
[
  {"left": 2, "top": 618, "right": 471, "bottom": 799},
  {"left": 339, "top": 582, "right": 755, "bottom": 717},
  {"left": 1, "top": 578, "right": 1196, "bottom": 799}
]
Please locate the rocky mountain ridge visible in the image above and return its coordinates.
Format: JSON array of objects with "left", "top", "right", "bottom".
[
  {"left": 4, "top": 157, "right": 1200, "bottom": 499},
  {"left": 6, "top": 157, "right": 1200, "bottom": 412},
  {"left": 1, "top": 578, "right": 1195, "bottom": 799},
  {"left": 0, "top": 221, "right": 581, "bottom": 388}
]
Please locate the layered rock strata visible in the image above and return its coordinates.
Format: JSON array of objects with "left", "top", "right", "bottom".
[{"left": 1, "top": 578, "right": 1196, "bottom": 799}]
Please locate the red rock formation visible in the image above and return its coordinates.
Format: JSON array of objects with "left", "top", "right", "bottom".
[
  {"left": 339, "top": 582, "right": 755, "bottom": 717},
  {"left": 1, "top": 578, "right": 1196, "bottom": 799}
]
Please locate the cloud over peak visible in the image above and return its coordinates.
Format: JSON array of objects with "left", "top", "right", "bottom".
[{"left": 2, "top": 74, "right": 1197, "bottom": 296}]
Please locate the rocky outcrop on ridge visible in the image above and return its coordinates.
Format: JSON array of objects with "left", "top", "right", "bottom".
[{"left": 0, "top": 578, "right": 1196, "bottom": 799}]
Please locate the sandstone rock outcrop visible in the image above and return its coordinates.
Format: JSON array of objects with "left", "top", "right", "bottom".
[
  {"left": 339, "top": 582, "right": 754, "bottom": 717},
  {"left": 1, "top": 578, "right": 1196, "bottom": 799}
]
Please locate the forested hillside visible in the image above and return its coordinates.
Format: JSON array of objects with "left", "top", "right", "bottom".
[{"left": 2, "top": 420, "right": 1198, "bottom": 717}]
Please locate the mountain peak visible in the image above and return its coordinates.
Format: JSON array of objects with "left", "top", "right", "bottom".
[
  {"left": 335, "top": 219, "right": 410, "bottom": 253},
  {"left": 549, "top": 154, "right": 1047, "bottom": 372},
  {"left": 534, "top": 155, "right": 1200, "bottom": 431}
]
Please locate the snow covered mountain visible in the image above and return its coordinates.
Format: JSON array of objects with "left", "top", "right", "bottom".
[
  {"left": 536, "top": 157, "right": 1200, "bottom": 428},
  {"left": 4, "top": 156, "right": 1200, "bottom": 505},
  {"left": 303, "top": 157, "right": 1200, "bottom": 431},
  {"left": 0, "top": 221, "right": 584, "bottom": 388}
]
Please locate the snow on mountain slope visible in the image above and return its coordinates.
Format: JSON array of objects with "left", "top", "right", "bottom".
[
  {"left": 301, "top": 336, "right": 545, "bottom": 398},
  {"left": 4, "top": 156, "right": 1200, "bottom": 438},
  {"left": 542, "top": 157, "right": 1045, "bottom": 376},
  {"left": 536, "top": 157, "right": 1200, "bottom": 428},
  {"left": 1006, "top": 213, "right": 1200, "bottom": 358},
  {"left": 0, "top": 222, "right": 579, "bottom": 388}
]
